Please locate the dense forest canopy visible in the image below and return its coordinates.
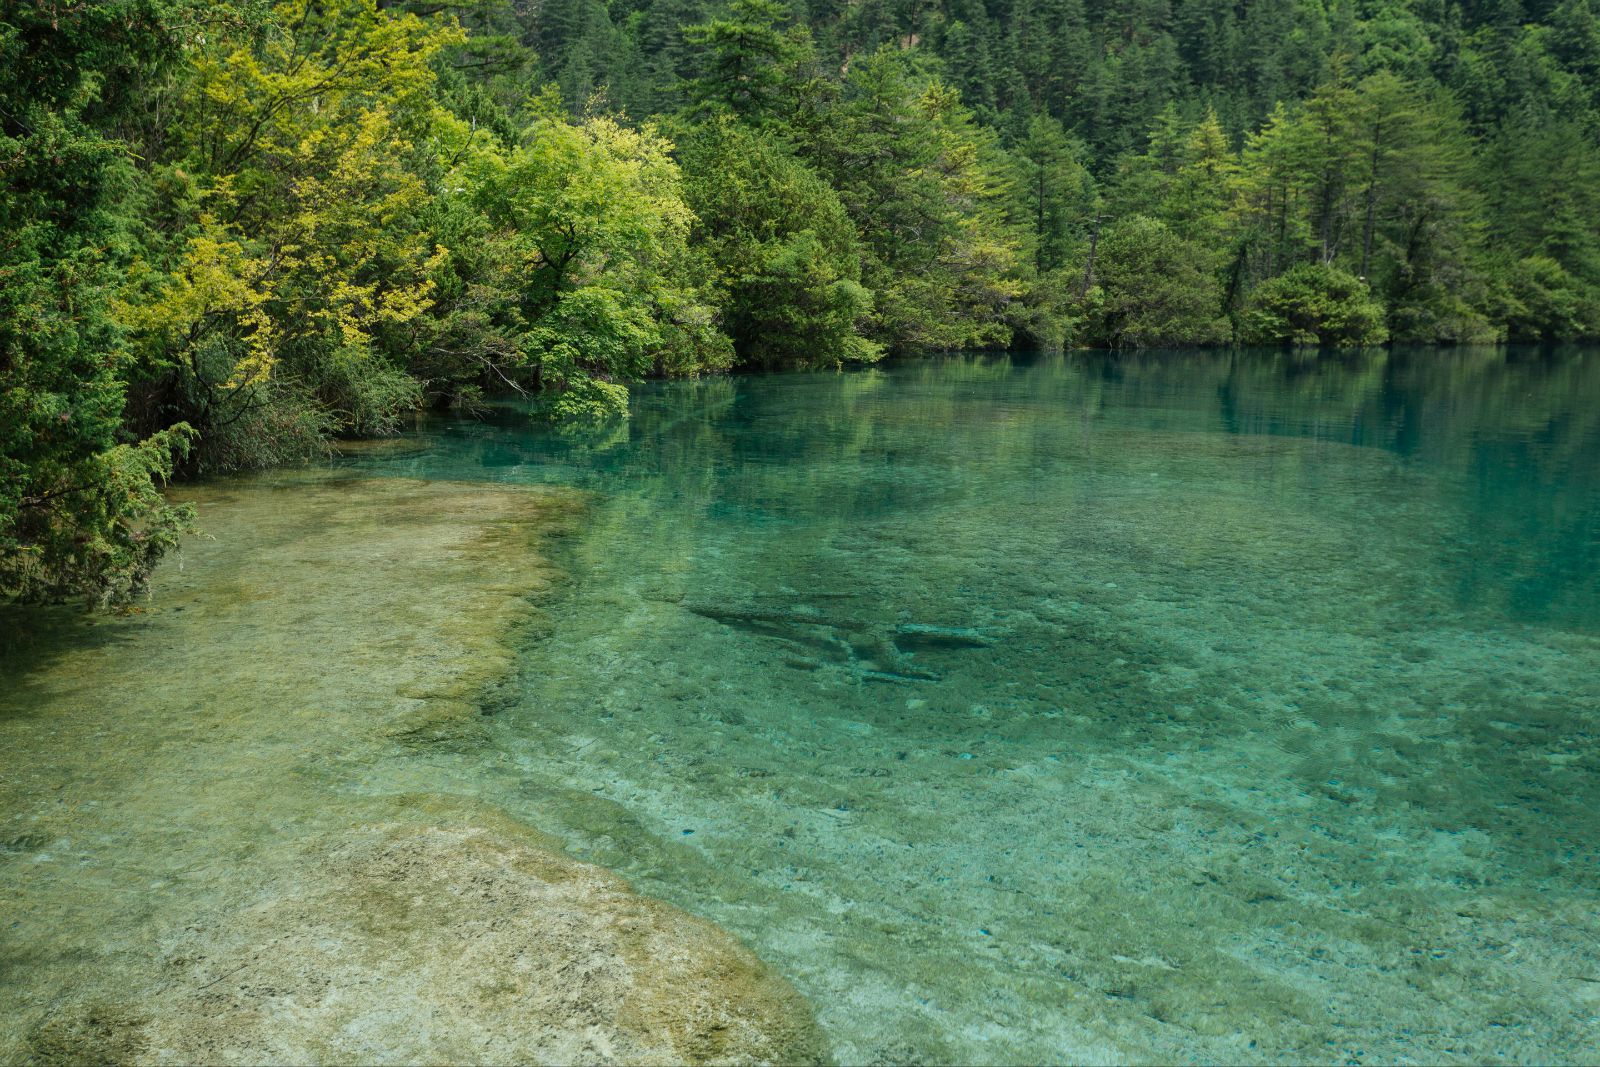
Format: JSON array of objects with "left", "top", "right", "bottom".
[{"left": 2, "top": 0, "right": 1598, "bottom": 602}]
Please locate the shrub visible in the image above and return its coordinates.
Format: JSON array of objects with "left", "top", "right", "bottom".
[{"left": 1240, "top": 264, "right": 1388, "bottom": 346}]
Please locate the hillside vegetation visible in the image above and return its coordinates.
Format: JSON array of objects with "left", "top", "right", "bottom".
[{"left": 3, "top": 0, "right": 1598, "bottom": 600}]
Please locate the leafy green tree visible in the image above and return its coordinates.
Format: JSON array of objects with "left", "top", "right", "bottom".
[
  {"left": 1089, "top": 216, "right": 1230, "bottom": 347},
  {"left": 1239, "top": 263, "right": 1390, "bottom": 345},
  {"left": 459, "top": 108, "right": 732, "bottom": 416},
  {"left": 676, "top": 119, "right": 880, "bottom": 368}
]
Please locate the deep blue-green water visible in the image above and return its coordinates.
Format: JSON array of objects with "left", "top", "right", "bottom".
[{"left": 351, "top": 348, "right": 1599, "bottom": 1064}]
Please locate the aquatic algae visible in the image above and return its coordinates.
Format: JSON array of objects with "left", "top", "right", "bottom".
[{"left": 0, "top": 472, "right": 824, "bottom": 1065}]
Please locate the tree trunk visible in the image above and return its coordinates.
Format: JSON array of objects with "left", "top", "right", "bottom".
[
  {"left": 1361, "top": 120, "right": 1384, "bottom": 281},
  {"left": 1079, "top": 215, "right": 1104, "bottom": 299}
]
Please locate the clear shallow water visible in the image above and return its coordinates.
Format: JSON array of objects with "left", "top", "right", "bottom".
[
  {"left": 2, "top": 348, "right": 1578, "bottom": 1064},
  {"left": 0, "top": 476, "right": 824, "bottom": 1064},
  {"left": 338, "top": 348, "right": 1600, "bottom": 1064}
]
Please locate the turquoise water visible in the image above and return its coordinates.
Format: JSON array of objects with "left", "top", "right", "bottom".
[{"left": 352, "top": 349, "right": 1600, "bottom": 1064}]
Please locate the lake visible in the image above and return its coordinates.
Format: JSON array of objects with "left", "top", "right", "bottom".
[
  {"left": 350, "top": 347, "right": 1600, "bottom": 1063},
  {"left": 5, "top": 348, "right": 1598, "bottom": 1063}
]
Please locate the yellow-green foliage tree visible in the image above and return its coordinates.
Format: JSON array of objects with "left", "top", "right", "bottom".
[
  {"left": 121, "top": 0, "right": 457, "bottom": 467},
  {"left": 455, "top": 102, "right": 730, "bottom": 420},
  {"left": 119, "top": 0, "right": 730, "bottom": 464}
]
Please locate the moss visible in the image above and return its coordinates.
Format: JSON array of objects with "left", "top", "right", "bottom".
[{"left": 25, "top": 1005, "right": 148, "bottom": 1067}]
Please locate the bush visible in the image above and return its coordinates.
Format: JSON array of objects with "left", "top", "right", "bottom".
[
  {"left": 190, "top": 384, "right": 335, "bottom": 473},
  {"left": 1495, "top": 256, "right": 1600, "bottom": 342},
  {"left": 544, "top": 378, "right": 632, "bottom": 423},
  {"left": 1089, "top": 216, "right": 1229, "bottom": 347},
  {"left": 1239, "top": 264, "right": 1388, "bottom": 346}
]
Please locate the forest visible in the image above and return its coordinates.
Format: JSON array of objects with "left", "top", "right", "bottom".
[{"left": 3, "top": 0, "right": 1600, "bottom": 604}]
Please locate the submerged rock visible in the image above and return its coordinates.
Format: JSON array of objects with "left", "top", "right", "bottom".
[
  {"left": 681, "top": 600, "right": 965, "bottom": 683},
  {"left": 107, "top": 817, "right": 826, "bottom": 1066}
]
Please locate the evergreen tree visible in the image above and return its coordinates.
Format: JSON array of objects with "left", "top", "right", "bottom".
[
  {"left": 1, "top": 0, "right": 199, "bottom": 603},
  {"left": 1015, "top": 115, "right": 1095, "bottom": 275},
  {"left": 684, "top": 0, "right": 809, "bottom": 120}
]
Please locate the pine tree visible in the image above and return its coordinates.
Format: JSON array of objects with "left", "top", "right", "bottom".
[
  {"left": 1, "top": 0, "right": 198, "bottom": 603},
  {"left": 1015, "top": 115, "right": 1094, "bottom": 274},
  {"left": 684, "top": 0, "right": 809, "bottom": 120}
]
